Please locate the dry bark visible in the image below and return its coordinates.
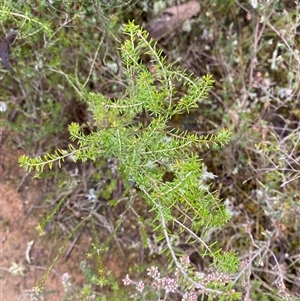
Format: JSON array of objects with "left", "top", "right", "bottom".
[
  {"left": 146, "top": 0, "right": 201, "bottom": 40},
  {"left": 0, "top": 31, "right": 17, "bottom": 75}
]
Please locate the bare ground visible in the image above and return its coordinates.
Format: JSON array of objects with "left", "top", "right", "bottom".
[{"left": 0, "top": 137, "right": 125, "bottom": 301}]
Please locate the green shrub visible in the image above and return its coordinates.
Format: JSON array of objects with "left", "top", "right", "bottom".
[{"left": 18, "top": 21, "right": 241, "bottom": 300}]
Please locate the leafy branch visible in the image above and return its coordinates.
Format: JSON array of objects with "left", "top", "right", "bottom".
[{"left": 18, "top": 20, "right": 237, "bottom": 297}]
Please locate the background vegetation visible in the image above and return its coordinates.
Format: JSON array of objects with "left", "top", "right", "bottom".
[{"left": 1, "top": 0, "right": 299, "bottom": 300}]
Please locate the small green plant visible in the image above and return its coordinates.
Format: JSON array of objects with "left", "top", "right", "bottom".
[{"left": 19, "top": 21, "right": 238, "bottom": 299}]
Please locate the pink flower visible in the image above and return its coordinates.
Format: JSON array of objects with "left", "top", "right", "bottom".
[
  {"left": 136, "top": 281, "right": 144, "bottom": 292},
  {"left": 147, "top": 266, "right": 160, "bottom": 279},
  {"left": 122, "top": 274, "right": 132, "bottom": 286},
  {"left": 180, "top": 255, "right": 190, "bottom": 270},
  {"left": 182, "top": 292, "right": 198, "bottom": 301}
]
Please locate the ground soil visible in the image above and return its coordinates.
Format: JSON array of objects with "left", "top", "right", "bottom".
[{"left": 0, "top": 136, "right": 124, "bottom": 301}]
